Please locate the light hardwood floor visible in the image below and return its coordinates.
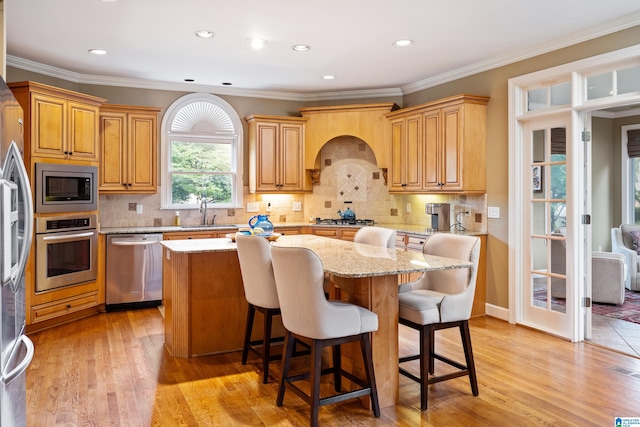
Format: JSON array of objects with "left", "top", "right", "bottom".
[{"left": 26, "top": 308, "right": 640, "bottom": 426}]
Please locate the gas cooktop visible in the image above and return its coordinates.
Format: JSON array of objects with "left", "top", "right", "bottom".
[{"left": 315, "top": 218, "right": 375, "bottom": 226}]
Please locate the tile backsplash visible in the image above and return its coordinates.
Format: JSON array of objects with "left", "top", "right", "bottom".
[{"left": 98, "top": 136, "right": 486, "bottom": 233}]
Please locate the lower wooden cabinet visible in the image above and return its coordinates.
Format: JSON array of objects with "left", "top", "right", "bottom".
[
  {"left": 31, "top": 291, "right": 100, "bottom": 324},
  {"left": 163, "top": 231, "right": 218, "bottom": 240},
  {"left": 311, "top": 226, "right": 358, "bottom": 240}
]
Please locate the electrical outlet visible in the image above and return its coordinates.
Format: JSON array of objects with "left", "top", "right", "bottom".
[
  {"left": 266, "top": 202, "right": 272, "bottom": 212},
  {"left": 246, "top": 202, "right": 259, "bottom": 212},
  {"left": 136, "top": 204, "right": 143, "bottom": 214},
  {"left": 487, "top": 206, "right": 500, "bottom": 219},
  {"left": 406, "top": 203, "right": 411, "bottom": 214},
  {"left": 292, "top": 201, "right": 302, "bottom": 212}
]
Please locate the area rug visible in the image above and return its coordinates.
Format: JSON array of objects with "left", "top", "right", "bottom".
[{"left": 533, "top": 289, "right": 640, "bottom": 324}]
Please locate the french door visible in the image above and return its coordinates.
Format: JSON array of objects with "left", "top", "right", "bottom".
[{"left": 521, "top": 116, "right": 575, "bottom": 338}]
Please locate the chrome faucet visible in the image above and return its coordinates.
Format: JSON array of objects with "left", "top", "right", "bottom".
[{"left": 199, "top": 195, "right": 216, "bottom": 225}]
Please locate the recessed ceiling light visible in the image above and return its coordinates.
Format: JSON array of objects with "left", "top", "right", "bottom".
[
  {"left": 195, "top": 30, "right": 215, "bottom": 39},
  {"left": 292, "top": 44, "right": 310, "bottom": 52},
  {"left": 88, "top": 49, "right": 109, "bottom": 55},
  {"left": 322, "top": 75, "right": 336, "bottom": 80},
  {"left": 247, "top": 38, "right": 267, "bottom": 49},
  {"left": 393, "top": 39, "right": 414, "bottom": 47}
]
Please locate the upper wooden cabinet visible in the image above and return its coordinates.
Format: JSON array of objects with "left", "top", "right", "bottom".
[
  {"left": 389, "top": 113, "right": 422, "bottom": 192},
  {"left": 9, "top": 81, "right": 106, "bottom": 163},
  {"left": 386, "top": 94, "right": 489, "bottom": 194},
  {"left": 245, "top": 115, "right": 309, "bottom": 193},
  {"left": 99, "top": 104, "right": 161, "bottom": 193}
]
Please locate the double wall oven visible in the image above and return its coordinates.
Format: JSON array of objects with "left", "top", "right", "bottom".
[{"left": 33, "top": 163, "right": 98, "bottom": 293}]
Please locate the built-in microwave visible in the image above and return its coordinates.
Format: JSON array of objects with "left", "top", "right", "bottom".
[{"left": 34, "top": 163, "right": 98, "bottom": 213}]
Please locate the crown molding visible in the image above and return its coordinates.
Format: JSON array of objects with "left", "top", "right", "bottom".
[
  {"left": 7, "top": 55, "right": 401, "bottom": 102},
  {"left": 8, "top": 11, "right": 640, "bottom": 102},
  {"left": 401, "top": 11, "right": 640, "bottom": 95}
]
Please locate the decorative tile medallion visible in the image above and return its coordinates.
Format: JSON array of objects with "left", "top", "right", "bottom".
[{"left": 337, "top": 163, "right": 367, "bottom": 201}]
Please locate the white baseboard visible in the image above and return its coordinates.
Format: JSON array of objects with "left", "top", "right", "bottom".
[{"left": 485, "top": 303, "right": 510, "bottom": 322}]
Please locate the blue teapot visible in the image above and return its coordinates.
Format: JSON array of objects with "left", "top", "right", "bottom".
[
  {"left": 248, "top": 214, "right": 274, "bottom": 235},
  {"left": 337, "top": 207, "right": 356, "bottom": 221}
]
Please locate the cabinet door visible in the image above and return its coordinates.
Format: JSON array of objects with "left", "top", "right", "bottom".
[
  {"left": 127, "top": 113, "right": 157, "bottom": 191},
  {"left": 339, "top": 228, "right": 358, "bottom": 241},
  {"left": 389, "top": 115, "right": 422, "bottom": 191},
  {"left": 441, "top": 104, "right": 463, "bottom": 190},
  {"left": 389, "top": 118, "right": 404, "bottom": 191},
  {"left": 31, "top": 92, "right": 66, "bottom": 158},
  {"left": 100, "top": 112, "right": 127, "bottom": 190},
  {"left": 279, "top": 123, "right": 304, "bottom": 191},
  {"left": 255, "top": 122, "right": 279, "bottom": 191},
  {"left": 68, "top": 101, "right": 99, "bottom": 161},
  {"left": 423, "top": 108, "right": 441, "bottom": 191}
]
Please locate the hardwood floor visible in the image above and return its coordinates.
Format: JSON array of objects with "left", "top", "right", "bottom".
[{"left": 26, "top": 308, "right": 640, "bottom": 426}]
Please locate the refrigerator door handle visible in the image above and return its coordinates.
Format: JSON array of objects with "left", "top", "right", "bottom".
[
  {"left": 2, "top": 142, "right": 34, "bottom": 291},
  {"left": 1, "top": 335, "right": 34, "bottom": 386}
]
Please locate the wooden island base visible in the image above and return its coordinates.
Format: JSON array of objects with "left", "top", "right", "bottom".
[{"left": 163, "top": 249, "right": 283, "bottom": 358}]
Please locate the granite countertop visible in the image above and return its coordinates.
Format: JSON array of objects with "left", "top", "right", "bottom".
[
  {"left": 160, "top": 237, "right": 237, "bottom": 253},
  {"left": 160, "top": 234, "right": 472, "bottom": 278},
  {"left": 100, "top": 222, "right": 485, "bottom": 237}
]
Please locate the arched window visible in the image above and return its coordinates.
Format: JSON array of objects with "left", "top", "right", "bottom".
[{"left": 160, "top": 93, "right": 243, "bottom": 209}]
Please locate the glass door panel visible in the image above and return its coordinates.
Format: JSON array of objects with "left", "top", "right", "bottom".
[{"left": 523, "top": 118, "right": 572, "bottom": 337}]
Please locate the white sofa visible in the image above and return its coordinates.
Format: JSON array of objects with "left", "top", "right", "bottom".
[{"left": 612, "top": 225, "right": 640, "bottom": 291}]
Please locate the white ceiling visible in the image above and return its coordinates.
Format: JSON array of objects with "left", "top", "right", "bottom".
[{"left": 6, "top": 0, "right": 640, "bottom": 100}]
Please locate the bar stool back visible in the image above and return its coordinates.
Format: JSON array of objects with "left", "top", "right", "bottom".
[{"left": 271, "top": 245, "right": 380, "bottom": 427}]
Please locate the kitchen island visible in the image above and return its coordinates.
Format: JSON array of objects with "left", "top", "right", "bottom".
[{"left": 160, "top": 234, "right": 472, "bottom": 408}]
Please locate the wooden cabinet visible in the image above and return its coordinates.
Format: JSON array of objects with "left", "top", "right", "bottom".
[
  {"left": 274, "top": 226, "right": 307, "bottom": 235},
  {"left": 311, "top": 226, "right": 359, "bottom": 241},
  {"left": 163, "top": 231, "right": 218, "bottom": 240},
  {"left": 9, "top": 81, "right": 106, "bottom": 163},
  {"left": 245, "top": 115, "right": 309, "bottom": 193},
  {"left": 99, "top": 104, "right": 161, "bottom": 193},
  {"left": 386, "top": 94, "right": 489, "bottom": 194},
  {"left": 389, "top": 113, "right": 422, "bottom": 192}
]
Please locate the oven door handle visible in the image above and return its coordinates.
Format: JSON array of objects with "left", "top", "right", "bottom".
[
  {"left": 41, "top": 231, "right": 95, "bottom": 241},
  {"left": 110, "top": 239, "right": 158, "bottom": 246}
]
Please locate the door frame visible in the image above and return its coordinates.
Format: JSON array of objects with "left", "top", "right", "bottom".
[{"left": 509, "top": 44, "right": 640, "bottom": 342}]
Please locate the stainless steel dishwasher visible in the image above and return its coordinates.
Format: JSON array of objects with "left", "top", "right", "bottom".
[{"left": 106, "top": 233, "right": 163, "bottom": 310}]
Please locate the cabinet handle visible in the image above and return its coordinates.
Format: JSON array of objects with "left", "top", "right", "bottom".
[
  {"left": 66, "top": 304, "right": 71, "bottom": 309},
  {"left": 401, "top": 183, "right": 407, "bottom": 187}
]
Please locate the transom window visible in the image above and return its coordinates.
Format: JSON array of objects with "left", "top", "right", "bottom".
[{"left": 161, "top": 93, "right": 243, "bottom": 209}]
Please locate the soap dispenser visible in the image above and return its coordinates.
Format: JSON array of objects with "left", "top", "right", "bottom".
[{"left": 174, "top": 211, "right": 181, "bottom": 226}]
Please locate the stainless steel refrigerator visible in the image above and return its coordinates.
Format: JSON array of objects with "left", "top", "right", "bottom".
[{"left": 0, "top": 77, "right": 35, "bottom": 427}]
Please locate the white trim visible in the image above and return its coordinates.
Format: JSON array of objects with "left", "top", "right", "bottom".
[
  {"left": 160, "top": 93, "right": 244, "bottom": 209},
  {"left": 509, "top": 43, "right": 640, "bottom": 342},
  {"left": 621, "top": 124, "right": 640, "bottom": 224}
]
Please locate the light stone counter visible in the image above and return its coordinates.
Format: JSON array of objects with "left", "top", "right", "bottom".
[
  {"left": 159, "top": 234, "right": 471, "bottom": 277},
  {"left": 271, "top": 234, "right": 471, "bottom": 278},
  {"left": 160, "top": 237, "right": 237, "bottom": 253}
]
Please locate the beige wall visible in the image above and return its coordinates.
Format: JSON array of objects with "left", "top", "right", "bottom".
[
  {"left": 402, "top": 25, "right": 640, "bottom": 308},
  {"left": 7, "top": 24, "right": 640, "bottom": 310}
]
